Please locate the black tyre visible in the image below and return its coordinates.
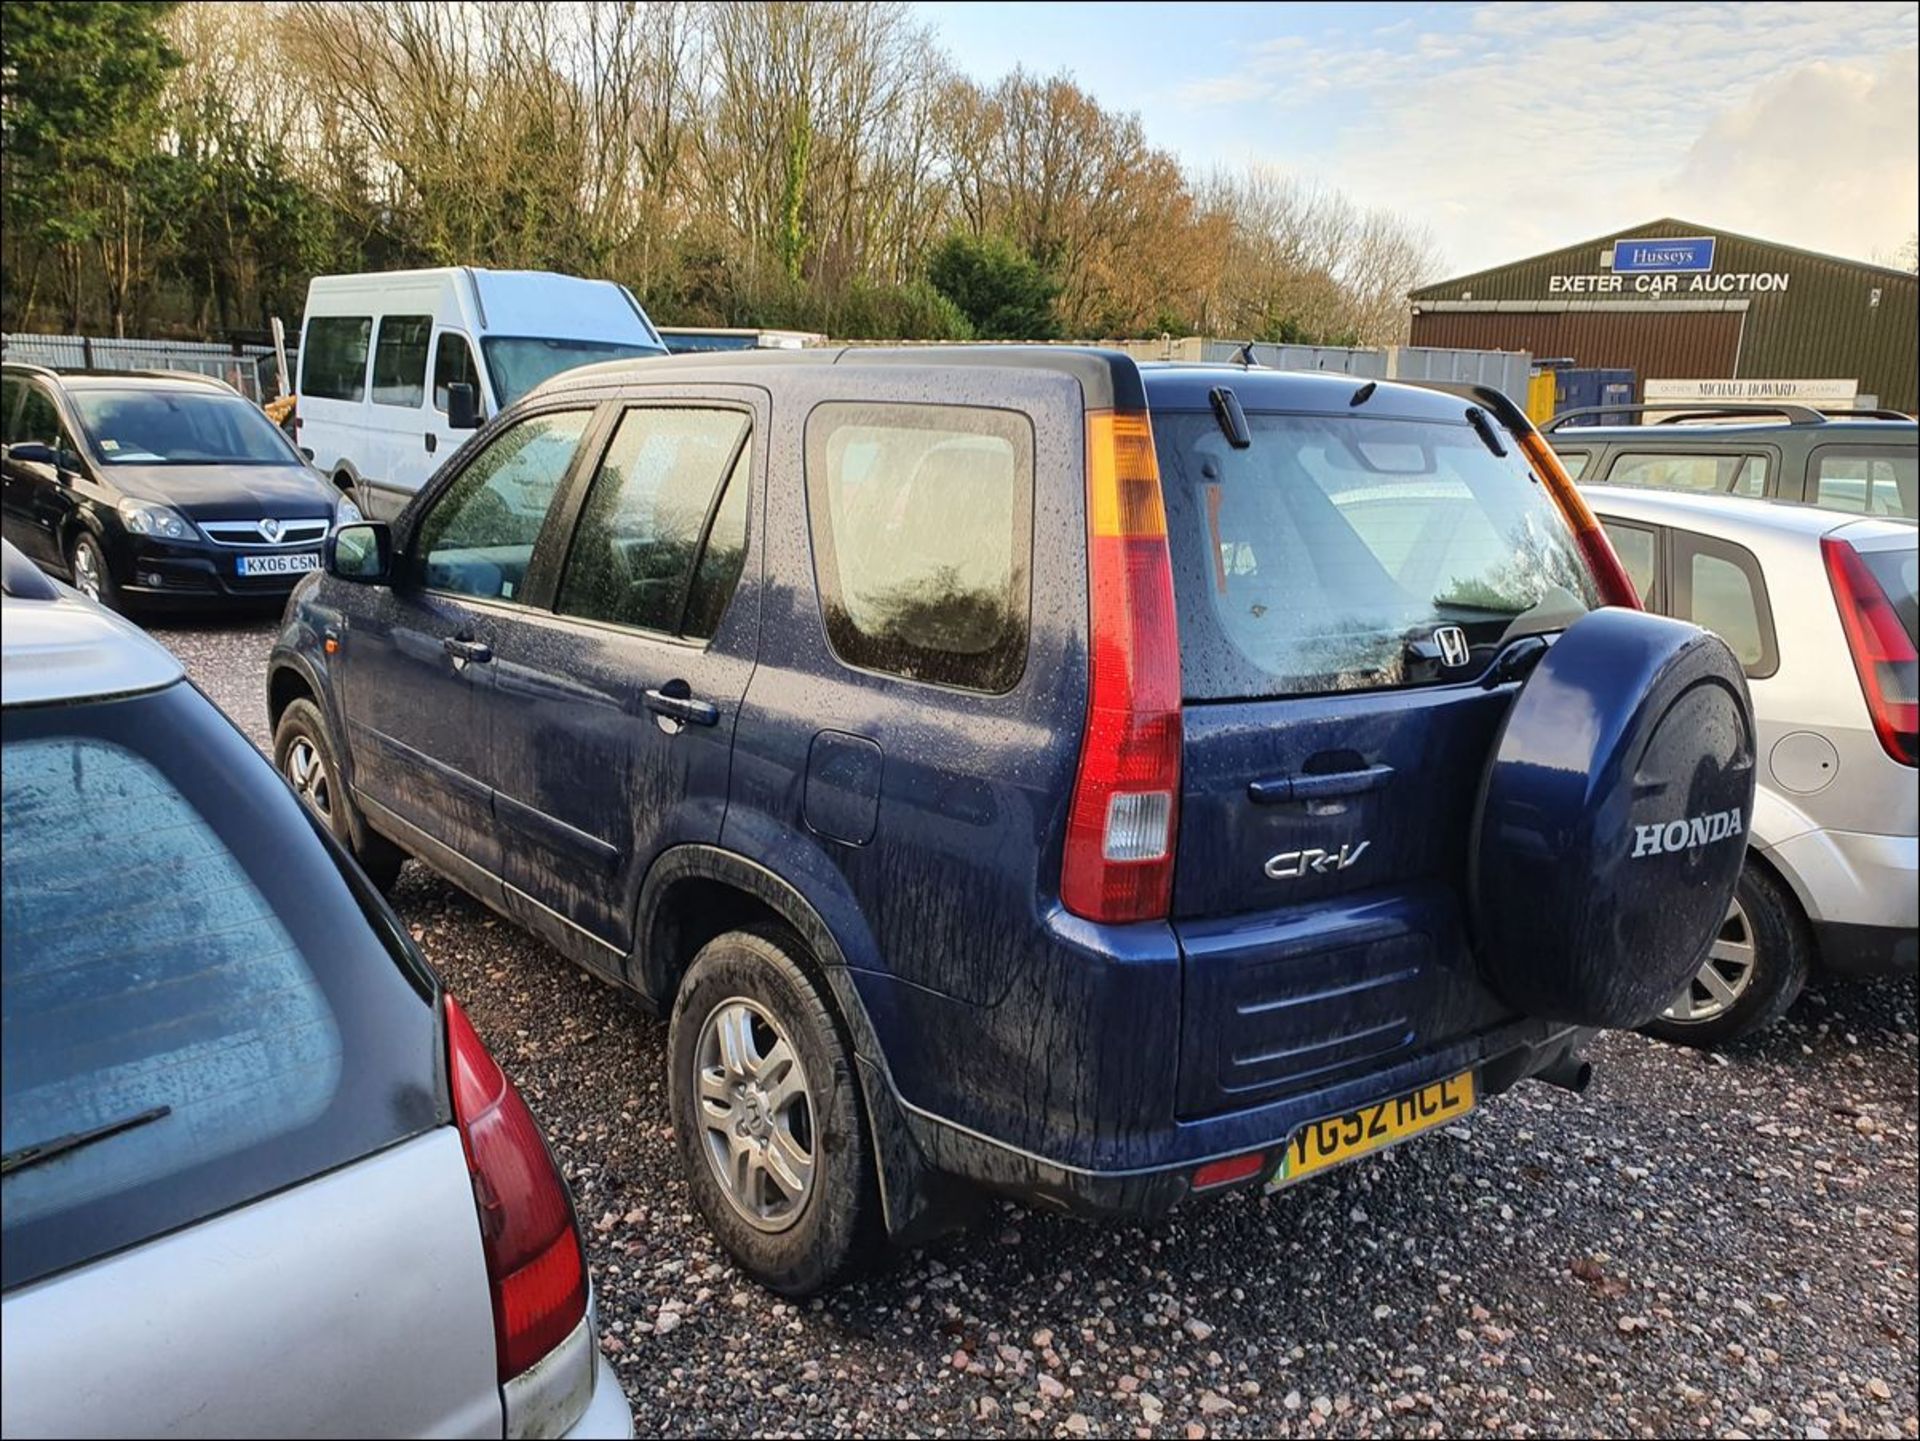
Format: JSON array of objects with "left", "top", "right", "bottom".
[
  {"left": 68, "top": 531, "right": 121, "bottom": 612},
  {"left": 1643, "top": 862, "right": 1810, "bottom": 1047},
  {"left": 668, "top": 930, "right": 879, "bottom": 1295},
  {"left": 272, "top": 697, "right": 406, "bottom": 891}
]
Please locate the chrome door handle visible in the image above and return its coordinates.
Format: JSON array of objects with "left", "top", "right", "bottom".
[
  {"left": 643, "top": 687, "right": 719, "bottom": 727},
  {"left": 442, "top": 635, "right": 492, "bottom": 664},
  {"left": 1248, "top": 764, "right": 1395, "bottom": 804}
]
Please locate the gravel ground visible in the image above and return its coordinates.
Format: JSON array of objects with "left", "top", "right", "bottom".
[{"left": 159, "top": 615, "right": 1919, "bottom": 1440}]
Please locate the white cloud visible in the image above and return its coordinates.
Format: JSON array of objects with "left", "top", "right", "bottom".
[{"left": 1174, "top": 1, "right": 1920, "bottom": 274}]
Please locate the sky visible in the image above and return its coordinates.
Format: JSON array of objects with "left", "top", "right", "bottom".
[{"left": 912, "top": 0, "right": 1920, "bottom": 279}]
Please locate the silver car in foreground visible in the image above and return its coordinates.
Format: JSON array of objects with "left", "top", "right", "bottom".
[
  {"left": 0, "top": 541, "right": 633, "bottom": 1438},
  {"left": 1581, "top": 488, "right": 1917, "bottom": 1043}
]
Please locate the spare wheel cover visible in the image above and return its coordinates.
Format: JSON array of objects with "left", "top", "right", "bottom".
[{"left": 1471, "top": 608, "right": 1756, "bottom": 1029}]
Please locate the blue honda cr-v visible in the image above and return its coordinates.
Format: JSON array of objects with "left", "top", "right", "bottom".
[{"left": 269, "top": 349, "right": 1754, "bottom": 1293}]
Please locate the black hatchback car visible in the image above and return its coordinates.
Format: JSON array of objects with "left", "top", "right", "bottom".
[{"left": 1, "top": 364, "right": 358, "bottom": 612}]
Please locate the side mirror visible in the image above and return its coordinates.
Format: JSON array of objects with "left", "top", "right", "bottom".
[
  {"left": 446, "top": 382, "right": 482, "bottom": 431},
  {"left": 326, "top": 522, "right": 393, "bottom": 583},
  {"left": 6, "top": 442, "right": 57, "bottom": 466}
]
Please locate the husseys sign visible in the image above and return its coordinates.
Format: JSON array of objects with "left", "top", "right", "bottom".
[{"left": 1546, "top": 234, "right": 1789, "bottom": 296}]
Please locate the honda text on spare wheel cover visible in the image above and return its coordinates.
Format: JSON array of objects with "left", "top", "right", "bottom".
[{"left": 268, "top": 347, "right": 1754, "bottom": 1294}]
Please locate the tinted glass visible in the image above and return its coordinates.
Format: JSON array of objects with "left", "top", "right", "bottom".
[
  {"left": 1688, "top": 550, "right": 1765, "bottom": 668},
  {"left": 1, "top": 377, "right": 23, "bottom": 442},
  {"left": 481, "top": 337, "right": 667, "bottom": 408},
  {"left": 302, "top": 316, "right": 371, "bottom": 402},
  {"left": 2, "top": 685, "right": 437, "bottom": 1290},
  {"left": 1815, "top": 452, "right": 1916, "bottom": 518},
  {"left": 1157, "top": 411, "right": 1597, "bottom": 699},
  {"left": 806, "top": 403, "right": 1033, "bottom": 693},
  {"left": 683, "top": 451, "right": 751, "bottom": 642},
  {"left": 371, "top": 315, "right": 432, "bottom": 408},
  {"left": 1606, "top": 451, "right": 1764, "bottom": 495},
  {"left": 418, "top": 409, "right": 590, "bottom": 601},
  {"left": 1602, "top": 520, "right": 1659, "bottom": 606},
  {"left": 68, "top": 388, "right": 301, "bottom": 466},
  {"left": 433, "top": 333, "right": 481, "bottom": 412},
  {"left": 557, "top": 409, "right": 749, "bottom": 636}
]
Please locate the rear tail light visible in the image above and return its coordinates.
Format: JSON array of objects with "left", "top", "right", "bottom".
[
  {"left": 1823, "top": 537, "right": 1918, "bottom": 766},
  {"left": 1512, "top": 429, "right": 1643, "bottom": 610},
  {"left": 444, "top": 995, "right": 588, "bottom": 1382},
  {"left": 1061, "top": 410, "right": 1183, "bottom": 924}
]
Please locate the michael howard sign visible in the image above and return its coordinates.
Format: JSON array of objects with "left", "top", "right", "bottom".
[{"left": 1611, "top": 236, "right": 1716, "bottom": 274}]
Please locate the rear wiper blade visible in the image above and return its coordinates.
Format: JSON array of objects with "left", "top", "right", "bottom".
[{"left": 1, "top": 1105, "right": 172, "bottom": 1177}]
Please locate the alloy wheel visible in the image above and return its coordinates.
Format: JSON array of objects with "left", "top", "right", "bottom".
[
  {"left": 71, "top": 541, "right": 103, "bottom": 602},
  {"left": 284, "top": 737, "right": 333, "bottom": 821},
  {"left": 1662, "top": 897, "right": 1756, "bottom": 1024},
  {"left": 694, "top": 996, "right": 816, "bottom": 1232}
]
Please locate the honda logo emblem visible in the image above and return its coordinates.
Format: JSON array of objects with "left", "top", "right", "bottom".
[
  {"left": 259, "top": 518, "right": 284, "bottom": 544},
  {"left": 1433, "top": 625, "right": 1470, "bottom": 668}
]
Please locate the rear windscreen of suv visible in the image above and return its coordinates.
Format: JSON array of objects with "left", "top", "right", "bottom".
[
  {"left": 1, "top": 685, "right": 441, "bottom": 1290},
  {"left": 1155, "top": 411, "right": 1597, "bottom": 699}
]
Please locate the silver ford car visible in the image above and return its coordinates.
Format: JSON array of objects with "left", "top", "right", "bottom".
[
  {"left": 0, "top": 541, "right": 633, "bottom": 1438},
  {"left": 1582, "top": 488, "right": 1918, "bottom": 1043}
]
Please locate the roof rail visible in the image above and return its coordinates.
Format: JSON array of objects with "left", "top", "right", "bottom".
[
  {"left": 1543, "top": 401, "right": 1826, "bottom": 431},
  {"left": 1817, "top": 407, "right": 1915, "bottom": 422}
]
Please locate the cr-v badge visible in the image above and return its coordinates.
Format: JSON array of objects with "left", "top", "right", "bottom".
[{"left": 1266, "top": 841, "right": 1370, "bottom": 880}]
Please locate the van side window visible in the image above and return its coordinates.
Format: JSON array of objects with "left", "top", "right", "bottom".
[
  {"left": 303, "top": 317, "right": 371, "bottom": 403},
  {"left": 805, "top": 402, "right": 1034, "bottom": 694},
  {"left": 556, "top": 409, "right": 750, "bottom": 638},
  {"left": 371, "top": 315, "right": 432, "bottom": 408},
  {"left": 415, "top": 410, "right": 592, "bottom": 603},
  {"left": 1674, "top": 531, "right": 1776, "bottom": 678},
  {"left": 432, "top": 334, "right": 481, "bottom": 413},
  {"left": 1555, "top": 449, "right": 1590, "bottom": 480}
]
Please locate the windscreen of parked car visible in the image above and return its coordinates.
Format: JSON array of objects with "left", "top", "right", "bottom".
[
  {"left": 482, "top": 336, "right": 667, "bottom": 408},
  {"left": 1, "top": 684, "right": 440, "bottom": 1291},
  {"left": 69, "top": 387, "right": 303, "bottom": 466},
  {"left": 1155, "top": 410, "right": 1598, "bottom": 699}
]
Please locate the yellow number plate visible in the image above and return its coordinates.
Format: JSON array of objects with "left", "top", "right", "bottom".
[{"left": 1268, "top": 1071, "right": 1475, "bottom": 1190}]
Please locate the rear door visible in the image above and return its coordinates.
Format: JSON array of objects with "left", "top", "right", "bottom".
[
  {"left": 367, "top": 312, "right": 436, "bottom": 504},
  {"left": 1, "top": 679, "right": 494, "bottom": 1435},
  {"left": 1153, "top": 402, "right": 1602, "bottom": 1114}
]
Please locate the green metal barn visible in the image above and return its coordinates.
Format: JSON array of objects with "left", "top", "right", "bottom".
[{"left": 1410, "top": 219, "right": 1918, "bottom": 416}]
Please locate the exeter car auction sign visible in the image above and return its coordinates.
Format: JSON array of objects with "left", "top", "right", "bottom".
[{"left": 1546, "top": 234, "right": 1791, "bottom": 296}]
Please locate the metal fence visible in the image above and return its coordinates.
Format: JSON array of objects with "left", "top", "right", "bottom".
[
  {"left": 1, "top": 333, "right": 280, "bottom": 402},
  {"left": 1107, "top": 336, "right": 1533, "bottom": 401}
]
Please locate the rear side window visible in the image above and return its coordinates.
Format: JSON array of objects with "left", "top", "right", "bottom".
[
  {"left": 1602, "top": 519, "right": 1660, "bottom": 607},
  {"left": 556, "top": 408, "right": 751, "bottom": 638},
  {"left": 805, "top": 402, "right": 1033, "bottom": 693},
  {"left": 417, "top": 409, "right": 592, "bottom": 602},
  {"left": 2, "top": 686, "right": 438, "bottom": 1290},
  {"left": 371, "top": 315, "right": 432, "bottom": 408},
  {"left": 302, "top": 316, "right": 371, "bottom": 402},
  {"left": 1674, "top": 532, "right": 1776, "bottom": 678},
  {"left": 1156, "top": 411, "right": 1597, "bottom": 699},
  {"left": 1605, "top": 451, "right": 1767, "bottom": 496},
  {"left": 1555, "top": 449, "right": 1591, "bottom": 480},
  {"left": 1812, "top": 448, "right": 1915, "bottom": 518}
]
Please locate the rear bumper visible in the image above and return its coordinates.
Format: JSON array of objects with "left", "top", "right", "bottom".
[
  {"left": 1813, "top": 920, "right": 1919, "bottom": 978},
  {"left": 882, "top": 1019, "right": 1588, "bottom": 1224},
  {"left": 1762, "top": 826, "right": 1917, "bottom": 933},
  {"left": 563, "top": 1353, "right": 634, "bottom": 1440}
]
